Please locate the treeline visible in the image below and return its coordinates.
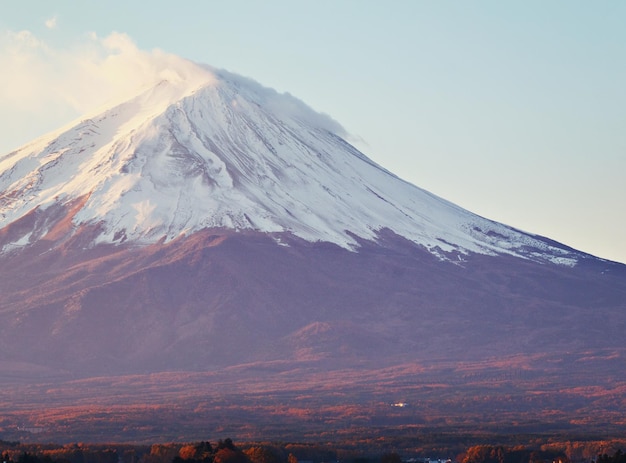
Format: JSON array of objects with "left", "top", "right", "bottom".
[
  {"left": 460, "top": 445, "right": 568, "bottom": 463},
  {"left": 460, "top": 446, "right": 626, "bottom": 463},
  {"left": 0, "top": 439, "right": 324, "bottom": 463},
  {"left": 1, "top": 439, "right": 625, "bottom": 463},
  {"left": 597, "top": 450, "right": 626, "bottom": 463}
]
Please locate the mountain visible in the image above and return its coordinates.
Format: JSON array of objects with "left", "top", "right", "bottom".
[{"left": 0, "top": 61, "right": 625, "bottom": 443}]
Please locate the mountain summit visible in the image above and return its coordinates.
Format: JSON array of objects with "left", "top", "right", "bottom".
[{"left": 1, "top": 63, "right": 579, "bottom": 264}]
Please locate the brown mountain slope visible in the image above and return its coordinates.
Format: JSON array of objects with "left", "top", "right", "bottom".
[{"left": 1, "top": 228, "right": 624, "bottom": 377}]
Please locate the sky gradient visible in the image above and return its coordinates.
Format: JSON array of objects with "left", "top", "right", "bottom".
[{"left": 1, "top": 1, "right": 624, "bottom": 263}]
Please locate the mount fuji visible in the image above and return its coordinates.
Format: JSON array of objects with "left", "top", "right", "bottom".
[{"left": 0, "top": 60, "right": 625, "bottom": 442}]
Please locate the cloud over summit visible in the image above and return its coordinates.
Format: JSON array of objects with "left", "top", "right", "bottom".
[{"left": 0, "top": 30, "right": 200, "bottom": 152}]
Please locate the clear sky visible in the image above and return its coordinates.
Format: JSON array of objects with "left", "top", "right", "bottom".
[{"left": 1, "top": 1, "right": 625, "bottom": 263}]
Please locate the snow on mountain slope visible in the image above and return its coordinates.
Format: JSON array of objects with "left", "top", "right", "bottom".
[{"left": 0, "top": 60, "right": 578, "bottom": 264}]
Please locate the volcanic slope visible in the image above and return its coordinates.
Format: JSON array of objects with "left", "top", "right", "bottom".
[{"left": 0, "top": 61, "right": 624, "bottom": 439}]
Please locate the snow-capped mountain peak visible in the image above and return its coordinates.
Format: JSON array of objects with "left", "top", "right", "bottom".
[{"left": 0, "top": 60, "right": 579, "bottom": 265}]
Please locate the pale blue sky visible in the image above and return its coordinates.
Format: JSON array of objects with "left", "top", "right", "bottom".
[{"left": 1, "top": 1, "right": 625, "bottom": 263}]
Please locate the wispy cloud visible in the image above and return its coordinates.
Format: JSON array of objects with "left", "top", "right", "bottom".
[
  {"left": 0, "top": 30, "right": 207, "bottom": 143},
  {"left": 1, "top": 30, "right": 179, "bottom": 112},
  {"left": 45, "top": 15, "right": 58, "bottom": 29}
]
